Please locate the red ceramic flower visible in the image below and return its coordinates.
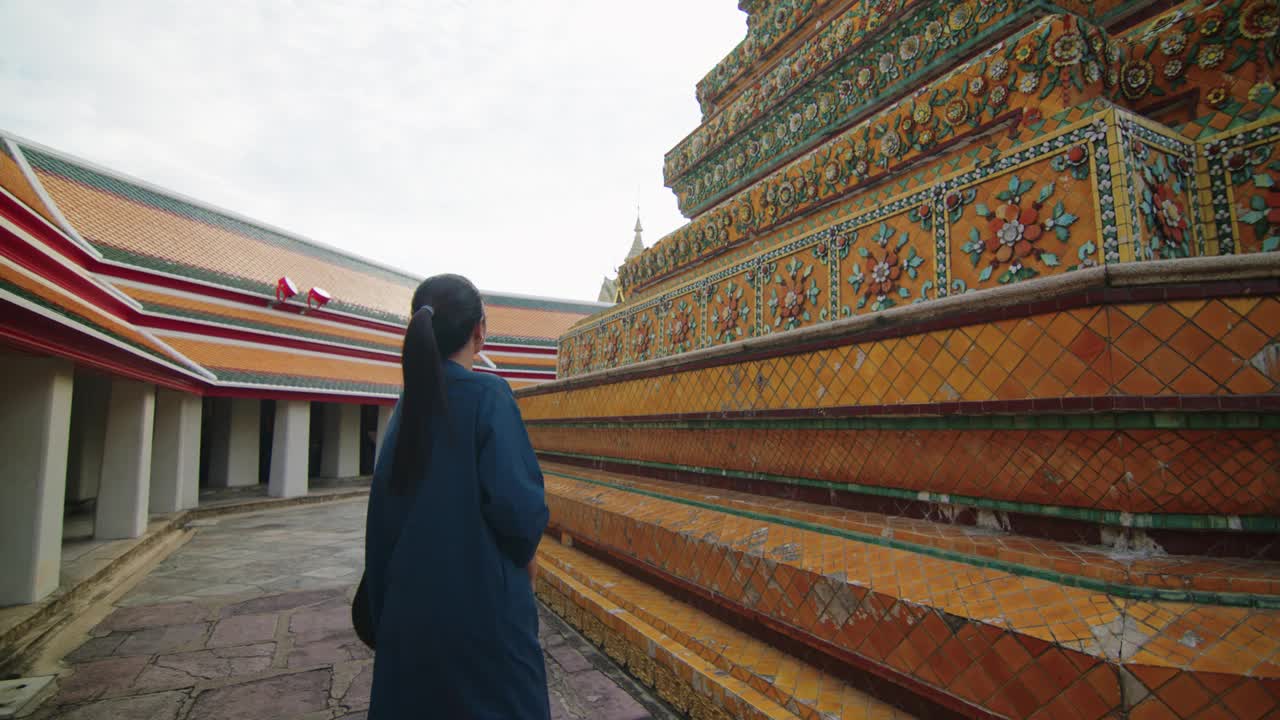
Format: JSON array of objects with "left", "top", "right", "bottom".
[
  {"left": 713, "top": 295, "right": 741, "bottom": 334},
  {"left": 864, "top": 248, "right": 902, "bottom": 300},
  {"left": 1153, "top": 183, "right": 1189, "bottom": 247},
  {"left": 669, "top": 311, "right": 693, "bottom": 346},
  {"left": 986, "top": 202, "right": 1043, "bottom": 263},
  {"left": 604, "top": 334, "right": 622, "bottom": 365},
  {"left": 633, "top": 327, "right": 651, "bottom": 358},
  {"left": 776, "top": 275, "right": 807, "bottom": 321}
]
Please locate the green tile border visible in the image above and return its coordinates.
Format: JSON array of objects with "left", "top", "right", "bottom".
[
  {"left": 537, "top": 450, "right": 1280, "bottom": 533},
  {"left": 545, "top": 469, "right": 1280, "bottom": 610},
  {"left": 209, "top": 368, "right": 400, "bottom": 396},
  {"left": 482, "top": 293, "right": 609, "bottom": 315}
]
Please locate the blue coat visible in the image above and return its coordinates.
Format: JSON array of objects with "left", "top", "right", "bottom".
[{"left": 364, "top": 361, "right": 551, "bottom": 719}]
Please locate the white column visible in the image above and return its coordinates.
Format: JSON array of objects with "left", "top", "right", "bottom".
[
  {"left": 375, "top": 404, "right": 394, "bottom": 459},
  {"left": 207, "top": 398, "right": 260, "bottom": 488},
  {"left": 269, "top": 400, "right": 310, "bottom": 498},
  {"left": 149, "top": 390, "right": 202, "bottom": 513},
  {"left": 95, "top": 379, "right": 155, "bottom": 539},
  {"left": 320, "top": 402, "right": 360, "bottom": 478},
  {"left": 0, "top": 354, "right": 73, "bottom": 605},
  {"left": 65, "top": 372, "right": 109, "bottom": 503}
]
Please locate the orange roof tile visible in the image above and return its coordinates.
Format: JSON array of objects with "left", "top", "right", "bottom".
[
  {"left": 159, "top": 335, "right": 401, "bottom": 390},
  {"left": 0, "top": 148, "right": 59, "bottom": 227},
  {"left": 35, "top": 169, "right": 417, "bottom": 319},
  {"left": 16, "top": 141, "right": 608, "bottom": 338},
  {"left": 484, "top": 305, "right": 594, "bottom": 343},
  {"left": 0, "top": 258, "right": 190, "bottom": 369},
  {"left": 118, "top": 283, "right": 402, "bottom": 352},
  {"left": 0, "top": 135, "right": 610, "bottom": 397}
]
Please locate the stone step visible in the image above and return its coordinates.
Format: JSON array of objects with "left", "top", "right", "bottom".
[
  {"left": 538, "top": 462, "right": 1280, "bottom": 719},
  {"left": 542, "top": 462, "right": 1280, "bottom": 600},
  {"left": 537, "top": 539, "right": 915, "bottom": 720}
]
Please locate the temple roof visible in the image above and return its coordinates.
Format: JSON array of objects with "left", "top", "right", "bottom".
[{"left": 0, "top": 131, "right": 607, "bottom": 397}]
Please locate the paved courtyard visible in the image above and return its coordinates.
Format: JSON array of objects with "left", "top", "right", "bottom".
[{"left": 29, "top": 500, "right": 674, "bottom": 720}]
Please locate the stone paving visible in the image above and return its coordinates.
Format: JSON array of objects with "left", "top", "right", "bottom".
[{"left": 27, "top": 500, "right": 676, "bottom": 720}]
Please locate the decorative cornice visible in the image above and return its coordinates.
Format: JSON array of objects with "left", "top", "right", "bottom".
[{"left": 522, "top": 253, "right": 1280, "bottom": 395}]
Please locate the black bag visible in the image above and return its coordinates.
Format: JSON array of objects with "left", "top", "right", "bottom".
[{"left": 352, "top": 573, "right": 376, "bottom": 650}]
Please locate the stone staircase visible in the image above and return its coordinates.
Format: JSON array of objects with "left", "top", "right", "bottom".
[
  {"left": 539, "top": 541, "right": 918, "bottom": 719},
  {"left": 534, "top": 458, "right": 1280, "bottom": 719}
]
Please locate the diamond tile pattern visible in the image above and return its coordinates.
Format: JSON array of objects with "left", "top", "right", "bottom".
[
  {"left": 538, "top": 541, "right": 915, "bottom": 720},
  {"left": 543, "top": 462, "right": 1280, "bottom": 597},
  {"left": 531, "top": 423, "right": 1279, "bottom": 518},
  {"left": 529, "top": 298, "right": 1280, "bottom": 420},
  {"left": 539, "top": 465, "right": 1280, "bottom": 720}
]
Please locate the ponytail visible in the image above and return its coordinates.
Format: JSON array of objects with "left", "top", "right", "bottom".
[
  {"left": 391, "top": 305, "right": 448, "bottom": 495},
  {"left": 389, "top": 274, "right": 485, "bottom": 496}
]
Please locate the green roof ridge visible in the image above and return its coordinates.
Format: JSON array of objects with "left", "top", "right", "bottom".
[
  {"left": 210, "top": 368, "right": 401, "bottom": 395},
  {"left": 481, "top": 292, "right": 610, "bottom": 315}
]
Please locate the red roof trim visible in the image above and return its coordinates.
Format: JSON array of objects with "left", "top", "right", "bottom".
[
  {"left": 0, "top": 189, "right": 407, "bottom": 334},
  {"left": 0, "top": 298, "right": 203, "bottom": 393}
]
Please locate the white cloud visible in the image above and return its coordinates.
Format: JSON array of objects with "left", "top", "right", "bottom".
[{"left": 0, "top": 0, "right": 746, "bottom": 300}]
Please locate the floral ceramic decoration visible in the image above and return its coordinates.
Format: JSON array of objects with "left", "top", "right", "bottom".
[
  {"left": 670, "top": 0, "right": 1038, "bottom": 216},
  {"left": 766, "top": 256, "right": 822, "bottom": 331},
  {"left": 666, "top": 297, "right": 699, "bottom": 354},
  {"left": 687, "top": 0, "right": 915, "bottom": 161},
  {"left": 1121, "top": 127, "right": 1196, "bottom": 260},
  {"left": 1121, "top": 0, "right": 1280, "bottom": 136},
  {"left": 565, "top": 107, "right": 1130, "bottom": 378},
  {"left": 1229, "top": 142, "right": 1280, "bottom": 252},
  {"left": 630, "top": 312, "right": 656, "bottom": 363},
  {"left": 559, "top": 337, "right": 575, "bottom": 377},
  {"left": 695, "top": 0, "right": 822, "bottom": 114},
  {"left": 709, "top": 279, "right": 754, "bottom": 344},
  {"left": 624, "top": 14, "right": 1116, "bottom": 297},
  {"left": 670, "top": 0, "right": 1142, "bottom": 198},
  {"left": 844, "top": 222, "right": 930, "bottom": 312},
  {"left": 603, "top": 324, "right": 626, "bottom": 368},
  {"left": 576, "top": 333, "right": 595, "bottom": 374},
  {"left": 960, "top": 172, "right": 1081, "bottom": 285}
]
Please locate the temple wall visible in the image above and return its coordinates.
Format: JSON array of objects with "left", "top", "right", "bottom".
[
  {"left": 520, "top": 0, "right": 1280, "bottom": 717},
  {"left": 520, "top": 256, "right": 1280, "bottom": 717}
]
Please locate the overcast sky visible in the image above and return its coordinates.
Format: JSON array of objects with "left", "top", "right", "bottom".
[{"left": 0, "top": 1, "right": 746, "bottom": 301}]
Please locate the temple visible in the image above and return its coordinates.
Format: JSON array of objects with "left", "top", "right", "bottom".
[
  {"left": 520, "top": 0, "right": 1280, "bottom": 718},
  {"left": 599, "top": 213, "right": 647, "bottom": 303},
  {"left": 0, "top": 131, "right": 606, "bottom": 608}
]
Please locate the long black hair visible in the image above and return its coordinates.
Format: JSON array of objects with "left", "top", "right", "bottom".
[{"left": 391, "top": 274, "right": 485, "bottom": 495}]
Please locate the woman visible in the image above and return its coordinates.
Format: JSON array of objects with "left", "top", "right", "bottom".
[{"left": 364, "top": 274, "right": 551, "bottom": 719}]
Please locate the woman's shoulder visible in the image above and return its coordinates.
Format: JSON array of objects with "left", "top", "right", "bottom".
[{"left": 448, "top": 366, "right": 516, "bottom": 400}]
